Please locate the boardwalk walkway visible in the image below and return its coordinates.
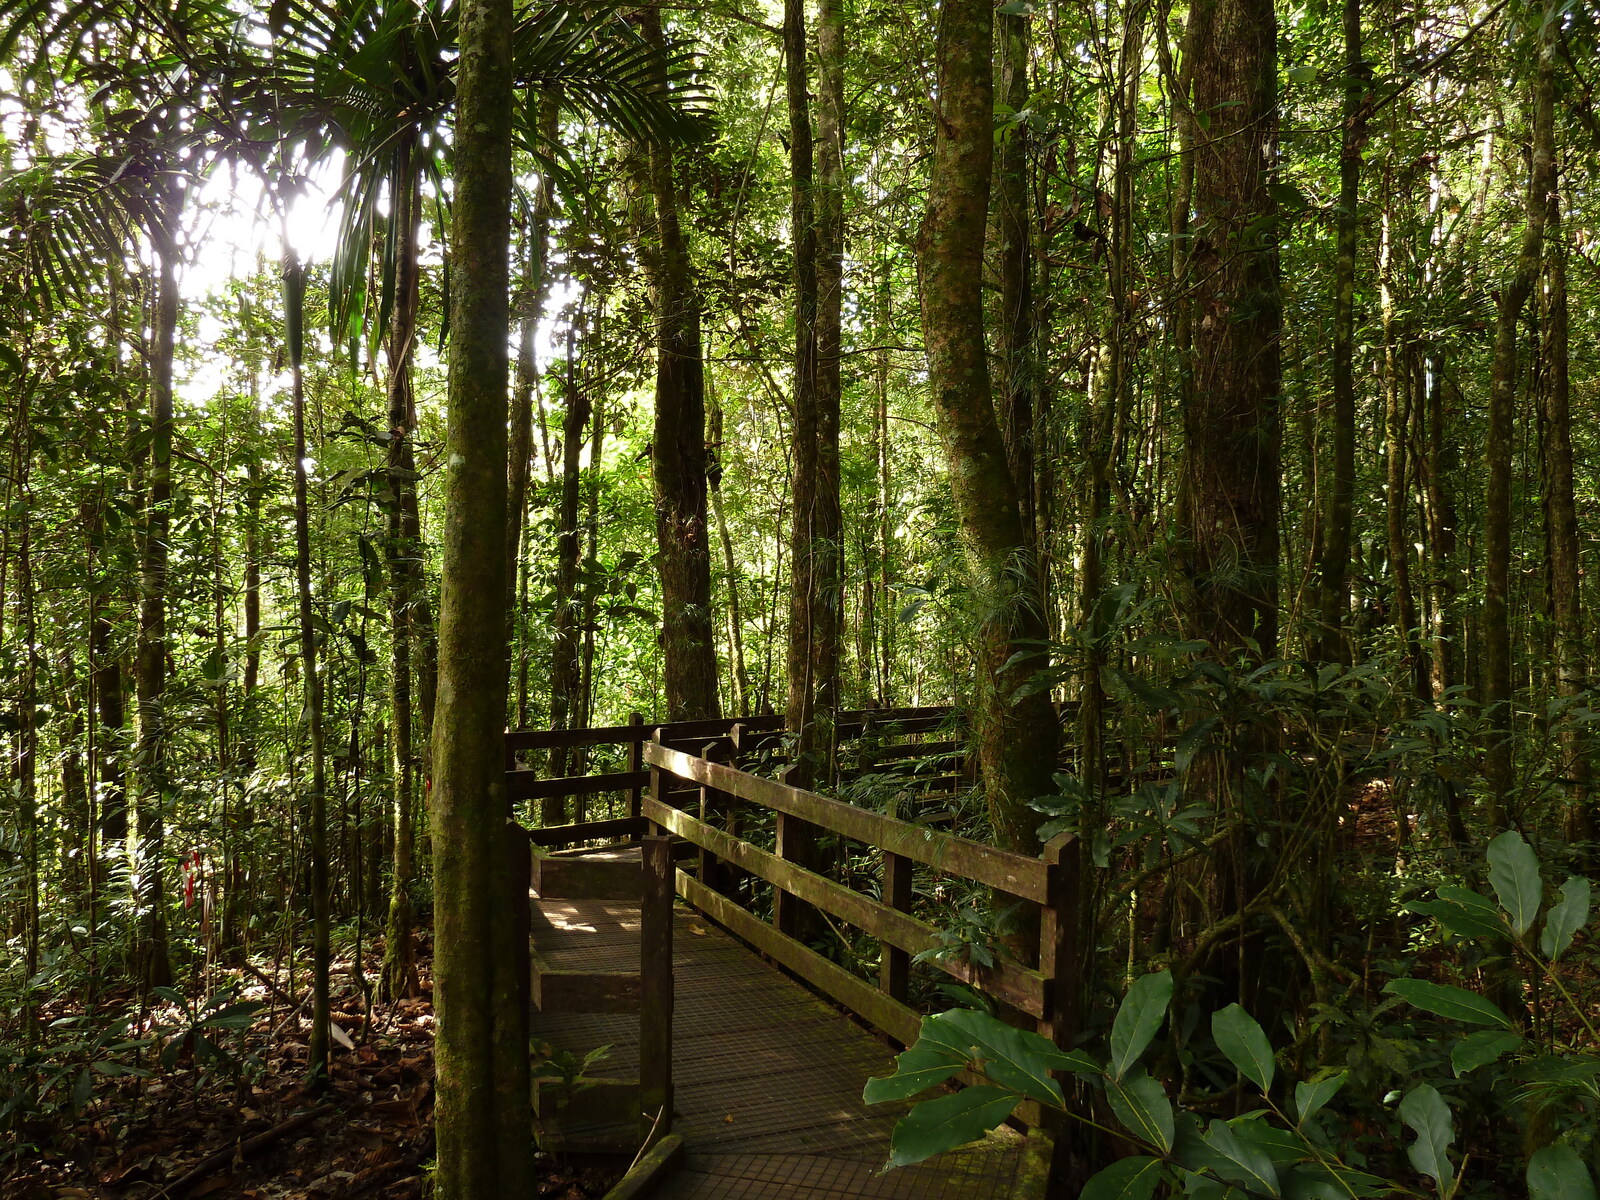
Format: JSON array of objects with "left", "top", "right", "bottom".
[{"left": 529, "top": 893, "right": 1043, "bottom": 1200}]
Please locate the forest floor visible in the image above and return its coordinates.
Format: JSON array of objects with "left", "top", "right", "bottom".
[{"left": 4, "top": 930, "right": 622, "bottom": 1200}]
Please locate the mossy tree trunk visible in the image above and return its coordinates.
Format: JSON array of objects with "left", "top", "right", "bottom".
[
  {"left": 638, "top": 8, "right": 720, "bottom": 722},
  {"left": 429, "top": 0, "right": 529, "bottom": 1192},
  {"left": 919, "top": 0, "right": 1057, "bottom": 854}
]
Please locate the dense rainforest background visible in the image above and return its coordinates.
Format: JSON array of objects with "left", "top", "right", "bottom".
[{"left": 2, "top": 0, "right": 1600, "bottom": 1193}]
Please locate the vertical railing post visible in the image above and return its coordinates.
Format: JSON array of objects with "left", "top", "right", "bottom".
[
  {"left": 1040, "top": 831, "right": 1082, "bottom": 1190},
  {"left": 697, "top": 740, "right": 726, "bottom": 892},
  {"left": 627, "top": 711, "right": 645, "bottom": 820},
  {"left": 880, "top": 851, "right": 912, "bottom": 1007},
  {"left": 639, "top": 834, "right": 675, "bottom": 1144},
  {"left": 773, "top": 766, "right": 801, "bottom": 938},
  {"left": 506, "top": 730, "right": 532, "bottom": 1022},
  {"left": 648, "top": 735, "right": 666, "bottom": 835}
]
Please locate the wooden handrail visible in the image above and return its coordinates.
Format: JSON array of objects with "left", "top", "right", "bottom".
[
  {"left": 645, "top": 741, "right": 1049, "bottom": 902},
  {"left": 506, "top": 769, "right": 650, "bottom": 801},
  {"left": 506, "top": 706, "right": 957, "bottom": 753},
  {"left": 643, "top": 796, "right": 1048, "bottom": 1015}
]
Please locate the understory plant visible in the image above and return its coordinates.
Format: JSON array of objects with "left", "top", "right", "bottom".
[{"left": 865, "top": 830, "right": 1598, "bottom": 1198}]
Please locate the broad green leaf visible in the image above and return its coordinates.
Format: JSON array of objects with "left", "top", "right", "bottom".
[
  {"left": 1109, "top": 970, "right": 1173, "bottom": 1081},
  {"left": 1106, "top": 1069, "right": 1175, "bottom": 1153},
  {"left": 1286, "top": 63, "right": 1317, "bottom": 84},
  {"left": 1541, "top": 876, "right": 1591, "bottom": 961},
  {"left": 1427, "top": 887, "right": 1505, "bottom": 939},
  {"left": 1398, "top": 1084, "right": 1454, "bottom": 1194},
  {"left": 1487, "top": 829, "right": 1542, "bottom": 936},
  {"left": 1203, "top": 1119, "right": 1281, "bottom": 1196},
  {"left": 1450, "top": 1030, "right": 1521, "bottom": 1076},
  {"left": 1080, "top": 1155, "right": 1165, "bottom": 1200},
  {"left": 1293, "top": 1072, "right": 1346, "bottom": 1123},
  {"left": 1528, "top": 1144, "right": 1598, "bottom": 1200},
  {"left": 863, "top": 1046, "right": 964, "bottom": 1104},
  {"left": 1383, "top": 979, "right": 1513, "bottom": 1028},
  {"left": 1213, "top": 1004, "right": 1275, "bottom": 1091},
  {"left": 1285, "top": 1165, "right": 1394, "bottom": 1199},
  {"left": 917, "top": 1008, "right": 1080, "bottom": 1104},
  {"left": 884, "top": 1085, "right": 1018, "bottom": 1169},
  {"left": 1283, "top": 1169, "right": 1345, "bottom": 1200}
]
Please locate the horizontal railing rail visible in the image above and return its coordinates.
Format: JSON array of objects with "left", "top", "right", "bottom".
[{"left": 640, "top": 739, "right": 1078, "bottom": 1070}]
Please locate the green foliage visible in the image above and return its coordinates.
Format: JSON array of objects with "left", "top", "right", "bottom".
[{"left": 867, "top": 828, "right": 1600, "bottom": 1194}]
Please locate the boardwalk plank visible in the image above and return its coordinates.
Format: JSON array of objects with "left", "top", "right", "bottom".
[{"left": 529, "top": 892, "right": 1040, "bottom": 1198}]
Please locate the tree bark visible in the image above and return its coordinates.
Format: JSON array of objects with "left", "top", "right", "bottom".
[
  {"left": 429, "top": 0, "right": 529, "bottom": 1191},
  {"left": 784, "top": 0, "right": 842, "bottom": 786},
  {"left": 132, "top": 229, "right": 179, "bottom": 994},
  {"left": 1481, "top": 5, "right": 1554, "bottom": 825},
  {"left": 284, "top": 251, "right": 331, "bottom": 1082},
  {"left": 920, "top": 0, "right": 1057, "bottom": 853},
  {"left": 639, "top": 8, "right": 720, "bottom": 722},
  {"left": 1314, "top": 0, "right": 1367, "bottom": 665},
  {"left": 381, "top": 157, "right": 425, "bottom": 1003},
  {"left": 1180, "top": 0, "right": 1281, "bottom": 663}
]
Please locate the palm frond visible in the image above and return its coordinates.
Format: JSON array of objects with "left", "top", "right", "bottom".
[{"left": 0, "top": 154, "right": 175, "bottom": 307}]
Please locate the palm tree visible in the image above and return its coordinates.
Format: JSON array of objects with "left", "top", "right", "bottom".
[
  {"left": 245, "top": 0, "right": 707, "bottom": 1001},
  {"left": 0, "top": 0, "right": 245, "bottom": 993}
]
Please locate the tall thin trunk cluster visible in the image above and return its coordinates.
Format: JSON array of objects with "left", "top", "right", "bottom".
[
  {"left": 784, "top": 0, "right": 842, "bottom": 785},
  {"left": 638, "top": 8, "right": 720, "bottom": 723},
  {"left": 921, "top": 0, "right": 1058, "bottom": 853}
]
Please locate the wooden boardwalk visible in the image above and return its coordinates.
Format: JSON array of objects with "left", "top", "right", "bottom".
[{"left": 529, "top": 894, "right": 1042, "bottom": 1199}]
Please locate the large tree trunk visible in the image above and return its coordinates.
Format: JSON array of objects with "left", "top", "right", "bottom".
[
  {"left": 784, "top": 0, "right": 842, "bottom": 786},
  {"left": 919, "top": 0, "right": 1057, "bottom": 854},
  {"left": 639, "top": 9, "right": 720, "bottom": 722},
  {"left": 1481, "top": 5, "right": 1554, "bottom": 826},
  {"left": 1177, "top": 0, "right": 1282, "bottom": 1004},
  {"left": 1181, "top": 0, "right": 1281, "bottom": 663},
  {"left": 429, "top": 0, "right": 528, "bottom": 1192}
]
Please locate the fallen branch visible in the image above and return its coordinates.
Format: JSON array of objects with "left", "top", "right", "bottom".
[{"left": 159, "top": 1103, "right": 336, "bottom": 1199}]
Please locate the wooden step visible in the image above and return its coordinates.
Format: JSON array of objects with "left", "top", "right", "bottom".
[
  {"left": 533, "top": 1074, "right": 644, "bottom": 1153},
  {"left": 531, "top": 847, "right": 641, "bottom": 900},
  {"left": 531, "top": 949, "right": 641, "bottom": 1014}
]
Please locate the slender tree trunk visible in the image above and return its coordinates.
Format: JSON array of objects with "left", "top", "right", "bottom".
[
  {"left": 1481, "top": 8, "right": 1554, "bottom": 825},
  {"left": 284, "top": 253, "right": 331, "bottom": 1083},
  {"left": 132, "top": 234, "right": 179, "bottom": 994},
  {"left": 1315, "top": 0, "right": 1367, "bottom": 665},
  {"left": 381, "top": 160, "right": 425, "bottom": 1003},
  {"left": 920, "top": 0, "right": 1058, "bottom": 853},
  {"left": 1539, "top": 159, "right": 1585, "bottom": 842},
  {"left": 708, "top": 388, "right": 750, "bottom": 715},
  {"left": 639, "top": 8, "right": 720, "bottom": 722},
  {"left": 1421, "top": 348, "right": 1458, "bottom": 699},
  {"left": 546, "top": 326, "right": 590, "bottom": 813},
  {"left": 429, "top": 0, "right": 528, "bottom": 1191},
  {"left": 507, "top": 96, "right": 559, "bottom": 617}
]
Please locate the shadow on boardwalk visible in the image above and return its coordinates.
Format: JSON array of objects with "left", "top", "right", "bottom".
[{"left": 529, "top": 897, "right": 1040, "bottom": 1199}]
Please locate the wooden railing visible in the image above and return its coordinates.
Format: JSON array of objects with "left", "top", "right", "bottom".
[
  {"left": 505, "top": 706, "right": 966, "bottom": 833},
  {"left": 508, "top": 710, "right": 1080, "bottom": 1143},
  {"left": 641, "top": 739, "right": 1079, "bottom": 1060}
]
